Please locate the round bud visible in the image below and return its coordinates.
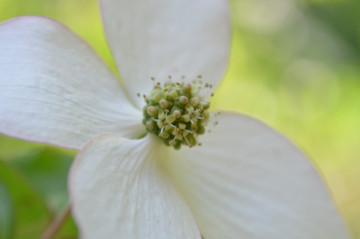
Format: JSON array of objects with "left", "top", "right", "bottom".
[
  {"left": 153, "top": 93, "right": 162, "bottom": 103},
  {"left": 159, "top": 99, "right": 168, "bottom": 109},
  {"left": 146, "top": 106, "right": 158, "bottom": 116},
  {"left": 172, "top": 110, "right": 181, "bottom": 119},
  {"left": 182, "top": 83, "right": 192, "bottom": 96},
  {"left": 159, "top": 130, "right": 170, "bottom": 139},
  {"left": 191, "top": 97, "right": 200, "bottom": 106},
  {"left": 179, "top": 96, "right": 188, "bottom": 105},
  {"left": 197, "top": 125, "right": 205, "bottom": 135},
  {"left": 146, "top": 120, "right": 155, "bottom": 130},
  {"left": 170, "top": 90, "right": 178, "bottom": 100}
]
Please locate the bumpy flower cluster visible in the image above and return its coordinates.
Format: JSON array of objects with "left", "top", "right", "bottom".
[{"left": 142, "top": 77, "right": 211, "bottom": 149}]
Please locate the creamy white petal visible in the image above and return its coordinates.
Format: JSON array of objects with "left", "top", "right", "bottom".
[
  {"left": 69, "top": 134, "right": 201, "bottom": 239},
  {"left": 163, "top": 112, "right": 350, "bottom": 239},
  {"left": 100, "top": 0, "right": 231, "bottom": 108},
  {"left": 0, "top": 16, "right": 144, "bottom": 149}
]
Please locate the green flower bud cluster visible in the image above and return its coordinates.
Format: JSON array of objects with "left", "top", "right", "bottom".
[{"left": 142, "top": 80, "right": 211, "bottom": 149}]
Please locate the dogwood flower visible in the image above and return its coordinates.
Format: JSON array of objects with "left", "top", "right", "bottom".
[{"left": 0, "top": 0, "right": 351, "bottom": 238}]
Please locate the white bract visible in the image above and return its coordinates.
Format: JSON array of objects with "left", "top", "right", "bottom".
[{"left": 0, "top": 0, "right": 351, "bottom": 238}]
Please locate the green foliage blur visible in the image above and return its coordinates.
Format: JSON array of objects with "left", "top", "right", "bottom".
[{"left": 0, "top": 0, "right": 359, "bottom": 238}]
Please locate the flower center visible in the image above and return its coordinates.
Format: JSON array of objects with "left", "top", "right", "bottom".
[{"left": 142, "top": 77, "right": 211, "bottom": 150}]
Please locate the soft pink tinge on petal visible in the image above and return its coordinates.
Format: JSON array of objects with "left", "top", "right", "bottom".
[
  {"left": 0, "top": 16, "right": 144, "bottom": 149},
  {"left": 163, "top": 112, "right": 350, "bottom": 239},
  {"left": 69, "top": 134, "right": 201, "bottom": 239},
  {"left": 100, "top": 0, "right": 231, "bottom": 109}
]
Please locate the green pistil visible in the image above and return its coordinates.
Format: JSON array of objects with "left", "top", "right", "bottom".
[{"left": 142, "top": 80, "right": 211, "bottom": 149}]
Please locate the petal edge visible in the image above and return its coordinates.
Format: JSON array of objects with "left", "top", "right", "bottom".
[
  {"left": 164, "top": 112, "right": 350, "bottom": 239},
  {"left": 0, "top": 16, "right": 144, "bottom": 149}
]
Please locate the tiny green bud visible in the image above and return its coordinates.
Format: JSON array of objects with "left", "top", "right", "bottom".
[
  {"left": 146, "top": 106, "right": 158, "bottom": 116},
  {"left": 182, "top": 83, "right": 192, "bottom": 96},
  {"left": 153, "top": 93, "right": 162, "bottom": 102},
  {"left": 185, "top": 134, "right": 197, "bottom": 147},
  {"left": 202, "top": 102, "right": 210, "bottom": 110},
  {"left": 179, "top": 96, "right": 188, "bottom": 105},
  {"left": 143, "top": 106, "right": 148, "bottom": 115},
  {"left": 191, "top": 123, "right": 198, "bottom": 131},
  {"left": 146, "top": 120, "right": 155, "bottom": 130},
  {"left": 172, "top": 110, "right": 181, "bottom": 119},
  {"left": 203, "top": 110, "right": 210, "bottom": 120},
  {"left": 197, "top": 125, "right": 205, "bottom": 134},
  {"left": 159, "top": 130, "right": 170, "bottom": 139},
  {"left": 174, "top": 142, "right": 181, "bottom": 150},
  {"left": 159, "top": 99, "right": 168, "bottom": 109},
  {"left": 191, "top": 97, "right": 200, "bottom": 106},
  {"left": 170, "top": 90, "right": 178, "bottom": 100}
]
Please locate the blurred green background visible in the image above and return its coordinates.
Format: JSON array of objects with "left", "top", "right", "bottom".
[{"left": 0, "top": 0, "right": 359, "bottom": 238}]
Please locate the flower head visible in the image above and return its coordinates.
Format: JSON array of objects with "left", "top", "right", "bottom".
[
  {"left": 0, "top": 0, "right": 351, "bottom": 238},
  {"left": 143, "top": 79, "right": 211, "bottom": 148}
]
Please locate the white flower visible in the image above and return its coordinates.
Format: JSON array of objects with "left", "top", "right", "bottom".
[{"left": 0, "top": 0, "right": 351, "bottom": 238}]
